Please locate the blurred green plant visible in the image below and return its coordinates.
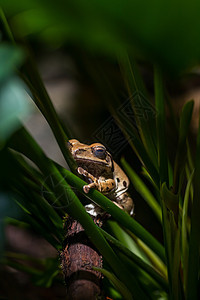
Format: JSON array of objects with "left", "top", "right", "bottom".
[
  {"left": 2, "top": 0, "right": 200, "bottom": 73},
  {"left": 0, "top": 2, "right": 199, "bottom": 300}
]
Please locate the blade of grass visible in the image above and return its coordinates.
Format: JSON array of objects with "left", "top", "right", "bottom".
[
  {"left": 173, "top": 101, "right": 194, "bottom": 194},
  {"left": 106, "top": 220, "right": 150, "bottom": 263},
  {"left": 182, "top": 170, "right": 194, "bottom": 291},
  {"left": 4, "top": 149, "right": 64, "bottom": 240},
  {"left": 161, "top": 184, "right": 174, "bottom": 299},
  {"left": 119, "top": 52, "right": 157, "bottom": 168},
  {"left": 186, "top": 110, "right": 200, "bottom": 300},
  {"left": 19, "top": 203, "right": 62, "bottom": 249},
  {"left": 21, "top": 51, "right": 76, "bottom": 171},
  {"left": 0, "top": 8, "right": 15, "bottom": 43},
  {"left": 87, "top": 57, "right": 160, "bottom": 187},
  {"left": 113, "top": 112, "right": 160, "bottom": 187},
  {"left": 4, "top": 217, "right": 30, "bottom": 229},
  {"left": 13, "top": 188, "right": 63, "bottom": 245},
  {"left": 132, "top": 236, "right": 168, "bottom": 280},
  {"left": 99, "top": 227, "right": 168, "bottom": 291},
  {"left": 171, "top": 227, "right": 180, "bottom": 300},
  {"left": 121, "top": 157, "right": 162, "bottom": 223},
  {"left": 107, "top": 246, "right": 165, "bottom": 299},
  {"left": 141, "top": 166, "right": 158, "bottom": 187},
  {"left": 161, "top": 183, "right": 184, "bottom": 300},
  {"left": 154, "top": 66, "right": 169, "bottom": 186},
  {"left": 13, "top": 171, "right": 64, "bottom": 231},
  {"left": 0, "top": 10, "right": 76, "bottom": 171},
  {"left": 13, "top": 152, "right": 66, "bottom": 215},
  {"left": 94, "top": 267, "right": 133, "bottom": 300}
]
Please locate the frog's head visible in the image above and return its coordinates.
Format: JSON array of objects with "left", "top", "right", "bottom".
[{"left": 67, "top": 139, "right": 113, "bottom": 173}]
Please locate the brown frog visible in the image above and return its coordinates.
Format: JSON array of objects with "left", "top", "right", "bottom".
[{"left": 68, "top": 139, "right": 134, "bottom": 216}]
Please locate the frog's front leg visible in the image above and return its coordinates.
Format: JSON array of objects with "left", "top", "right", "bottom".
[
  {"left": 77, "top": 167, "right": 115, "bottom": 194},
  {"left": 77, "top": 167, "right": 96, "bottom": 181}
]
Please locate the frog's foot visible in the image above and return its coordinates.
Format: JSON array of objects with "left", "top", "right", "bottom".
[
  {"left": 83, "top": 182, "right": 98, "bottom": 193},
  {"left": 115, "top": 192, "right": 134, "bottom": 216},
  {"left": 77, "top": 167, "right": 99, "bottom": 193}
]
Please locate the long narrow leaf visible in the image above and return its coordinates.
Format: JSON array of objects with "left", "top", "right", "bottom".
[
  {"left": 121, "top": 158, "right": 162, "bottom": 223},
  {"left": 154, "top": 66, "right": 169, "bottom": 186},
  {"left": 173, "top": 101, "right": 194, "bottom": 194},
  {"left": 182, "top": 170, "right": 194, "bottom": 290},
  {"left": 119, "top": 52, "right": 157, "bottom": 167},
  {"left": 99, "top": 228, "right": 168, "bottom": 291},
  {"left": 186, "top": 110, "right": 200, "bottom": 299},
  {"left": 113, "top": 113, "right": 160, "bottom": 186},
  {"left": 94, "top": 267, "right": 133, "bottom": 300}
]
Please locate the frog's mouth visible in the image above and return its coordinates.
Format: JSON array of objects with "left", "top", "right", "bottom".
[{"left": 75, "top": 157, "right": 109, "bottom": 166}]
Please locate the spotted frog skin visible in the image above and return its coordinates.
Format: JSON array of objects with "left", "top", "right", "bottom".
[{"left": 68, "top": 139, "right": 134, "bottom": 216}]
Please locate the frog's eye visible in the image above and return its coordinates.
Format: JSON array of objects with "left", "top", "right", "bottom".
[{"left": 93, "top": 146, "right": 106, "bottom": 159}]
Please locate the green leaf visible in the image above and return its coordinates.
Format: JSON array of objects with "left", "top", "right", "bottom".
[
  {"left": 173, "top": 101, "right": 194, "bottom": 194},
  {"left": 0, "top": 193, "right": 17, "bottom": 256},
  {"left": 4, "top": 253, "right": 60, "bottom": 287},
  {"left": 119, "top": 53, "right": 157, "bottom": 168},
  {"left": 0, "top": 77, "right": 31, "bottom": 144},
  {"left": 133, "top": 237, "right": 167, "bottom": 281},
  {"left": 161, "top": 183, "right": 179, "bottom": 224},
  {"left": 33, "top": 257, "right": 60, "bottom": 287},
  {"left": 121, "top": 158, "right": 162, "bottom": 223},
  {"left": 181, "top": 170, "right": 194, "bottom": 290},
  {"left": 106, "top": 220, "right": 150, "bottom": 263},
  {"left": 186, "top": 110, "right": 200, "bottom": 299},
  {"left": 154, "top": 66, "right": 168, "bottom": 186},
  {"left": 113, "top": 113, "right": 160, "bottom": 186},
  {"left": 3, "top": 1, "right": 200, "bottom": 73},
  {"left": 0, "top": 44, "right": 23, "bottom": 81},
  {"left": 21, "top": 48, "right": 76, "bottom": 171},
  {"left": 94, "top": 267, "right": 133, "bottom": 300},
  {"left": 100, "top": 227, "right": 168, "bottom": 291},
  {"left": 161, "top": 182, "right": 184, "bottom": 299},
  {"left": 171, "top": 229, "right": 181, "bottom": 300},
  {"left": 0, "top": 43, "right": 31, "bottom": 147}
]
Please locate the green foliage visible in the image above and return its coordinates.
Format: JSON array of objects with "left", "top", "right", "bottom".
[
  {"left": 2, "top": 1, "right": 200, "bottom": 73},
  {"left": 0, "top": 44, "right": 31, "bottom": 148},
  {"left": 0, "top": 3, "right": 199, "bottom": 300},
  {"left": 3, "top": 251, "right": 60, "bottom": 287},
  {"left": 94, "top": 267, "right": 133, "bottom": 300}
]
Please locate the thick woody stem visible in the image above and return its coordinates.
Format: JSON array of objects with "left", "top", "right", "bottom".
[{"left": 60, "top": 217, "right": 103, "bottom": 300}]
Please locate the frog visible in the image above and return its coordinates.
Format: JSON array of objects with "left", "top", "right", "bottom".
[{"left": 67, "top": 139, "right": 134, "bottom": 216}]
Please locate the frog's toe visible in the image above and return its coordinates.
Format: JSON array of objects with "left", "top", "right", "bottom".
[
  {"left": 77, "top": 167, "right": 85, "bottom": 175},
  {"left": 83, "top": 185, "right": 90, "bottom": 193}
]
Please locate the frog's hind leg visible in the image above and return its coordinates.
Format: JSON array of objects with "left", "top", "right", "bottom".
[{"left": 114, "top": 192, "right": 134, "bottom": 216}]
